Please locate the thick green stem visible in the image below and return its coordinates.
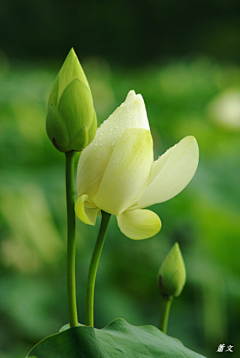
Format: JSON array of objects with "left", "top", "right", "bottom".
[
  {"left": 159, "top": 295, "right": 173, "bottom": 334},
  {"left": 85, "top": 211, "right": 111, "bottom": 326},
  {"left": 65, "top": 151, "right": 78, "bottom": 327}
]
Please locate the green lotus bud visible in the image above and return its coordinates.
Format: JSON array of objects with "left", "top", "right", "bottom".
[
  {"left": 158, "top": 242, "right": 186, "bottom": 297},
  {"left": 46, "top": 48, "right": 97, "bottom": 152}
]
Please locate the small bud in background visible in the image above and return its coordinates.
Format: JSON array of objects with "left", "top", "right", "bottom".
[
  {"left": 46, "top": 48, "right": 97, "bottom": 152},
  {"left": 158, "top": 242, "right": 186, "bottom": 298}
]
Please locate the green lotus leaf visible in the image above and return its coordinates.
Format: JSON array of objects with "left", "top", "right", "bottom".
[{"left": 26, "top": 318, "right": 207, "bottom": 358}]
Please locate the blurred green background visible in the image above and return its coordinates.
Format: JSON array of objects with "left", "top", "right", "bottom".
[{"left": 0, "top": 1, "right": 240, "bottom": 357}]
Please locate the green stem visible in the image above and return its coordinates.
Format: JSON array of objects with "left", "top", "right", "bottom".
[
  {"left": 159, "top": 295, "right": 173, "bottom": 334},
  {"left": 85, "top": 211, "right": 111, "bottom": 326},
  {"left": 65, "top": 151, "right": 78, "bottom": 327}
]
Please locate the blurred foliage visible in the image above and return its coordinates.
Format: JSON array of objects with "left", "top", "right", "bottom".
[
  {"left": 0, "top": 55, "right": 240, "bottom": 358},
  {"left": 1, "top": 0, "right": 240, "bottom": 66}
]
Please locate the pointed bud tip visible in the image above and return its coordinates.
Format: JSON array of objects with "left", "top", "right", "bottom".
[
  {"left": 70, "top": 47, "right": 76, "bottom": 54},
  {"left": 68, "top": 48, "right": 80, "bottom": 64}
]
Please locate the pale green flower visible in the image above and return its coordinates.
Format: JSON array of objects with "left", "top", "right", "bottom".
[{"left": 75, "top": 91, "right": 199, "bottom": 240}]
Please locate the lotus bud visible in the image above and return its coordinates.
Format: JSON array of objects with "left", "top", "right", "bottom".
[
  {"left": 46, "top": 48, "right": 97, "bottom": 152},
  {"left": 158, "top": 242, "right": 186, "bottom": 297}
]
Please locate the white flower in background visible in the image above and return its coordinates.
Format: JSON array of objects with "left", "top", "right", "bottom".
[
  {"left": 208, "top": 90, "right": 240, "bottom": 130},
  {"left": 75, "top": 91, "right": 199, "bottom": 240}
]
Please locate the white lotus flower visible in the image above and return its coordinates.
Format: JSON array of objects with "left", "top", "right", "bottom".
[{"left": 75, "top": 91, "right": 199, "bottom": 240}]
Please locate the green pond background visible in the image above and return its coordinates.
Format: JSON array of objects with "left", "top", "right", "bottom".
[{"left": 0, "top": 1, "right": 240, "bottom": 357}]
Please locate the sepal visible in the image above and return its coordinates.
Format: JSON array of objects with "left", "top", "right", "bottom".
[{"left": 46, "top": 104, "right": 70, "bottom": 152}]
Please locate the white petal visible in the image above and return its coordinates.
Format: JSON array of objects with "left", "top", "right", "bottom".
[
  {"left": 93, "top": 128, "right": 153, "bottom": 216},
  {"left": 108, "top": 90, "right": 150, "bottom": 131},
  {"left": 91, "top": 90, "right": 150, "bottom": 148},
  {"left": 76, "top": 90, "right": 150, "bottom": 199},
  {"left": 138, "top": 136, "right": 199, "bottom": 208},
  {"left": 75, "top": 195, "right": 100, "bottom": 225},
  {"left": 76, "top": 142, "right": 112, "bottom": 199},
  {"left": 117, "top": 209, "right": 161, "bottom": 240}
]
